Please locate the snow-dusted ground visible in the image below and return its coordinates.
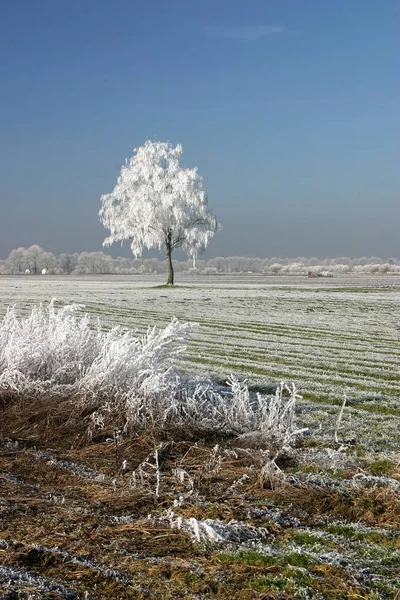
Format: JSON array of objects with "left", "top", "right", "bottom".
[
  {"left": 0, "top": 273, "right": 399, "bottom": 451},
  {"left": 1, "top": 274, "right": 399, "bottom": 599}
]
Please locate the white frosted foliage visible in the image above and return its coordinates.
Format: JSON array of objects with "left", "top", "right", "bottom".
[
  {"left": 0, "top": 302, "right": 305, "bottom": 447},
  {"left": 0, "top": 301, "right": 192, "bottom": 407},
  {"left": 99, "top": 140, "right": 220, "bottom": 264}
]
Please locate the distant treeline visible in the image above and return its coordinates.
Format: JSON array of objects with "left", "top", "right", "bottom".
[{"left": 1, "top": 245, "right": 399, "bottom": 276}]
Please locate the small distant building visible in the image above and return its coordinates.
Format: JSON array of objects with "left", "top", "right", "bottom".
[
  {"left": 25, "top": 269, "right": 30, "bottom": 274},
  {"left": 41, "top": 268, "right": 47, "bottom": 275}
]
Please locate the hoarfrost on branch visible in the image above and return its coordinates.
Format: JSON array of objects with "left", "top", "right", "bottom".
[{"left": 99, "top": 140, "right": 220, "bottom": 284}]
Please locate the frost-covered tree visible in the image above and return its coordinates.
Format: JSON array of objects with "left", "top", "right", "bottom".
[
  {"left": 4, "top": 247, "right": 28, "bottom": 274},
  {"left": 40, "top": 251, "right": 57, "bottom": 274},
  {"left": 26, "top": 245, "right": 45, "bottom": 275},
  {"left": 59, "top": 253, "right": 78, "bottom": 275},
  {"left": 77, "top": 251, "right": 110, "bottom": 274},
  {"left": 99, "top": 140, "right": 220, "bottom": 285}
]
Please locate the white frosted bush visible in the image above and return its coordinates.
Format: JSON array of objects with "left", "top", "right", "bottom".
[
  {"left": 0, "top": 301, "right": 192, "bottom": 406},
  {"left": 0, "top": 302, "right": 305, "bottom": 446}
]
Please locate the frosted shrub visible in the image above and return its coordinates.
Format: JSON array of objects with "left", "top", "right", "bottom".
[
  {"left": 176, "top": 377, "right": 307, "bottom": 449},
  {"left": 0, "top": 302, "right": 305, "bottom": 446},
  {"left": 0, "top": 302, "right": 98, "bottom": 396},
  {"left": 0, "top": 301, "right": 192, "bottom": 405},
  {"left": 224, "top": 377, "right": 306, "bottom": 448}
]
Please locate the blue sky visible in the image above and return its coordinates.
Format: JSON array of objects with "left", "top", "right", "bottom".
[{"left": 0, "top": 0, "right": 399, "bottom": 258}]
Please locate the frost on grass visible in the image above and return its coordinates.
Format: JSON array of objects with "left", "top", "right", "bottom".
[
  {"left": 165, "top": 510, "right": 270, "bottom": 546},
  {"left": 0, "top": 300, "right": 190, "bottom": 402},
  {"left": 0, "top": 302, "right": 305, "bottom": 446},
  {"left": 0, "top": 565, "right": 80, "bottom": 599}
]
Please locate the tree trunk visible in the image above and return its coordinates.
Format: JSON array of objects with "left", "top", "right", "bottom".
[{"left": 166, "top": 237, "right": 174, "bottom": 285}]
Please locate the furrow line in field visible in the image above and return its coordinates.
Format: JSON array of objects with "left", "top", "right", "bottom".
[
  {"left": 70, "top": 304, "right": 400, "bottom": 362},
  {"left": 186, "top": 352, "right": 400, "bottom": 396},
  {"left": 191, "top": 330, "right": 400, "bottom": 362},
  {"left": 108, "top": 307, "right": 400, "bottom": 347},
  {"left": 194, "top": 322, "right": 400, "bottom": 351},
  {"left": 188, "top": 338, "right": 400, "bottom": 377},
  {"left": 189, "top": 328, "right": 400, "bottom": 363},
  {"left": 194, "top": 319, "right": 400, "bottom": 345}
]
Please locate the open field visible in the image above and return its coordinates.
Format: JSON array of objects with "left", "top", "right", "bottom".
[
  {"left": 1, "top": 274, "right": 399, "bottom": 599},
  {"left": 0, "top": 273, "right": 399, "bottom": 449},
  {"left": 1, "top": 415, "right": 400, "bottom": 600}
]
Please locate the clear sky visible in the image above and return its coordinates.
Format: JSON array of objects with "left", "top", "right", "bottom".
[{"left": 1, "top": 0, "right": 399, "bottom": 259}]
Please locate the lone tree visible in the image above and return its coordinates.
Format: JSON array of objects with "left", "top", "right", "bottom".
[{"left": 99, "top": 140, "right": 220, "bottom": 285}]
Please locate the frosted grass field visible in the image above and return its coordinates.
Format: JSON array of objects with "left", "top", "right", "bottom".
[
  {"left": 1, "top": 273, "right": 400, "bottom": 599},
  {"left": 1, "top": 273, "right": 399, "bottom": 451}
]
